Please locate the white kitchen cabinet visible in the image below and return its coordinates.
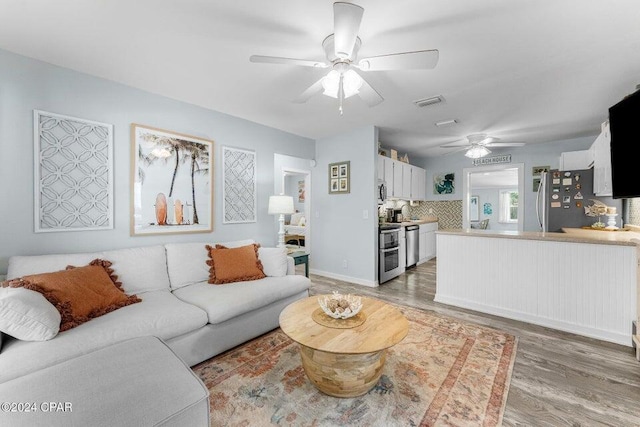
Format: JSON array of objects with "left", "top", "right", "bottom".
[
  {"left": 411, "top": 167, "right": 426, "bottom": 201},
  {"left": 559, "top": 150, "right": 593, "bottom": 170},
  {"left": 377, "top": 155, "right": 427, "bottom": 201},
  {"left": 392, "top": 160, "right": 403, "bottom": 198},
  {"left": 591, "top": 122, "right": 612, "bottom": 196},
  {"left": 418, "top": 222, "right": 438, "bottom": 264},
  {"left": 401, "top": 163, "right": 412, "bottom": 199}
]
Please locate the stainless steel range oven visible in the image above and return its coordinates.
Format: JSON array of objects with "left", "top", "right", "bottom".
[{"left": 379, "top": 224, "right": 403, "bottom": 283}]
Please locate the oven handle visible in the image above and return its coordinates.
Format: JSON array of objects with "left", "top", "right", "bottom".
[
  {"left": 381, "top": 247, "right": 399, "bottom": 253},
  {"left": 380, "top": 229, "right": 399, "bottom": 234}
]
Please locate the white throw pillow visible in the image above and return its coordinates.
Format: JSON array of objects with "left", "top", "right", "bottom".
[
  {"left": 298, "top": 216, "right": 306, "bottom": 226},
  {"left": 290, "top": 213, "right": 303, "bottom": 226},
  {"left": 0, "top": 287, "right": 61, "bottom": 341},
  {"left": 258, "top": 247, "right": 288, "bottom": 277}
]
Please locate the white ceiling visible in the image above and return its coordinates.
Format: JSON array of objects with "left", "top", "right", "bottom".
[{"left": 1, "top": 1, "right": 639, "bottom": 157}]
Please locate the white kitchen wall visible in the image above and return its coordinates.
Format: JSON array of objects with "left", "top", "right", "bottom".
[
  {"left": 311, "top": 126, "right": 378, "bottom": 286},
  {"left": 472, "top": 188, "right": 518, "bottom": 231},
  {"left": 0, "top": 49, "right": 314, "bottom": 275},
  {"left": 419, "top": 137, "right": 596, "bottom": 231}
]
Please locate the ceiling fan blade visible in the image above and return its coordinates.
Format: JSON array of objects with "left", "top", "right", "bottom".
[
  {"left": 333, "top": 2, "right": 364, "bottom": 59},
  {"left": 292, "top": 77, "right": 325, "bottom": 104},
  {"left": 357, "top": 74, "right": 384, "bottom": 107},
  {"left": 439, "top": 140, "right": 469, "bottom": 148},
  {"left": 359, "top": 50, "right": 439, "bottom": 71},
  {"left": 485, "top": 142, "right": 526, "bottom": 147},
  {"left": 250, "top": 55, "right": 328, "bottom": 68},
  {"left": 442, "top": 146, "right": 470, "bottom": 156}
]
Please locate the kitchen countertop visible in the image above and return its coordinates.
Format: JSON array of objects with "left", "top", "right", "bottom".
[
  {"left": 437, "top": 228, "right": 640, "bottom": 247},
  {"left": 380, "top": 217, "right": 438, "bottom": 227}
]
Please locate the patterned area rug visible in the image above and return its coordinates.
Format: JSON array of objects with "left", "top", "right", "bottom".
[{"left": 193, "top": 305, "right": 517, "bottom": 426}]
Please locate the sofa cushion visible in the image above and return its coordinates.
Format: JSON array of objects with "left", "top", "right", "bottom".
[
  {"left": 0, "top": 336, "right": 210, "bottom": 427},
  {"left": 172, "top": 275, "right": 311, "bottom": 325},
  {"left": 6, "top": 246, "right": 171, "bottom": 294},
  {"left": 206, "top": 244, "right": 266, "bottom": 284},
  {"left": 101, "top": 246, "right": 171, "bottom": 294},
  {"left": 165, "top": 239, "right": 255, "bottom": 290},
  {"left": 0, "top": 287, "right": 60, "bottom": 341},
  {"left": 0, "top": 290, "right": 208, "bottom": 384},
  {"left": 258, "top": 247, "right": 288, "bottom": 277},
  {"left": 7, "top": 252, "right": 103, "bottom": 279},
  {"left": 3, "top": 260, "right": 141, "bottom": 332}
]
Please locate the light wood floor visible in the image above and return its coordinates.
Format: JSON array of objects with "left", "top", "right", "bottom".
[{"left": 304, "top": 261, "right": 640, "bottom": 426}]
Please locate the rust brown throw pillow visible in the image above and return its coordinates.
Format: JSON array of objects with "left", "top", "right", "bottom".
[
  {"left": 206, "top": 243, "right": 266, "bottom": 284},
  {"left": 1, "top": 259, "right": 141, "bottom": 332}
]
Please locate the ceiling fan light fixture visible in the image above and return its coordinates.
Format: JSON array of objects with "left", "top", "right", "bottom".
[
  {"left": 322, "top": 69, "right": 362, "bottom": 99},
  {"left": 465, "top": 145, "right": 491, "bottom": 159}
]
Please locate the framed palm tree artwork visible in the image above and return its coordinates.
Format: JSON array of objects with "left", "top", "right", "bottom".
[{"left": 131, "top": 124, "right": 214, "bottom": 235}]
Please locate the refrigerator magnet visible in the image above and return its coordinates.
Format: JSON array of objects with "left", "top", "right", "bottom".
[
  {"left": 553, "top": 171, "right": 561, "bottom": 178},
  {"left": 552, "top": 178, "right": 560, "bottom": 184},
  {"left": 565, "top": 186, "right": 571, "bottom": 192},
  {"left": 575, "top": 183, "right": 581, "bottom": 190},
  {"left": 574, "top": 174, "right": 580, "bottom": 181},
  {"left": 576, "top": 201, "right": 582, "bottom": 208},
  {"left": 564, "top": 171, "right": 572, "bottom": 177},
  {"left": 563, "top": 196, "right": 571, "bottom": 203},
  {"left": 574, "top": 192, "right": 583, "bottom": 200},
  {"left": 551, "top": 202, "right": 561, "bottom": 208},
  {"left": 552, "top": 194, "right": 559, "bottom": 200},
  {"left": 563, "top": 205, "right": 570, "bottom": 209},
  {"left": 562, "top": 178, "right": 572, "bottom": 185}
]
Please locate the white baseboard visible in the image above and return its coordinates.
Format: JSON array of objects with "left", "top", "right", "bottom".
[
  {"left": 434, "top": 294, "right": 633, "bottom": 347},
  {"left": 309, "top": 269, "right": 378, "bottom": 288}
]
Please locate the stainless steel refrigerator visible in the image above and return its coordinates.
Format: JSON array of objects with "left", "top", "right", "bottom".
[{"left": 536, "top": 168, "right": 622, "bottom": 232}]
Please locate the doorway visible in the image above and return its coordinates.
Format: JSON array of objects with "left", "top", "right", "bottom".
[
  {"left": 280, "top": 168, "right": 311, "bottom": 251},
  {"left": 462, "top": 163, "right": 524, "bottom": 231}
]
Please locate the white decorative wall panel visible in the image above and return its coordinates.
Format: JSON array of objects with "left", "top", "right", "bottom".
[
  {"left": 222, "top": 146, "right": 257, "bottom": 223},
  {"left": 436, "top": 234, "right": 637, "bottom": 346},
  {"left": 34, "top": 110, "right": 114, "bottom": 232}
]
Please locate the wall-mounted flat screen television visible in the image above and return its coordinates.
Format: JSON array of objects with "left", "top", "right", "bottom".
[{"left": 609, "top": 89, "right": 640, "bottom": 199}]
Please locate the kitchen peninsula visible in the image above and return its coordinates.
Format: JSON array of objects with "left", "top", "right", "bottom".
[{"left": 436, "top": 229, "right": 639, "bottom": 347}]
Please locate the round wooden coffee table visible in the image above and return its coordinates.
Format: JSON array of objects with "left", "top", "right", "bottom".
[{"left": 279, "top": 296, "right": 409, "bottom": 398}]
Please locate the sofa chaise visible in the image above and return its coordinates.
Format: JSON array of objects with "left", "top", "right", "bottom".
[{"left": 0, "top": 239, "right": 311, "bottom": 425}]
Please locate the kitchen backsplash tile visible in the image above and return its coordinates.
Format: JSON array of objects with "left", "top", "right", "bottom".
[
  {"left": 409, "top": 200, "right": 462, "bottom": 229},
  {"left": 626, "top": 198, "right": 640, "bottom": 225},
  {"left": 380, "top": 199, "right": 462, "bottom": 229}
]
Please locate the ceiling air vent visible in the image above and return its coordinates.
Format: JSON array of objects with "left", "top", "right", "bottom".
[
  {"left": 413, "top": 95, "right": 444, "bottom": 108},
  {"left": 435, "top": 119, "right": 458, "bottom": 127}
]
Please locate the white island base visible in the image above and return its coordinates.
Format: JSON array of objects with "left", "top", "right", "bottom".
[{"left": 436, "top": 230, "right": 638, "bottom": 347}]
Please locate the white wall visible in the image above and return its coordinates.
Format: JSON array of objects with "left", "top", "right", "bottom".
[
  {"left": 311, "top": 126, "right": 378, "bottom": 286},
  {"left": 472, "top": 188, "right": 518, "bottom": 231},
  {"left": 0, "top": 49, "right": 314, "bottom": 275},
  {"left": 421, "top": 137, "right": 596, "bottom": 231}
]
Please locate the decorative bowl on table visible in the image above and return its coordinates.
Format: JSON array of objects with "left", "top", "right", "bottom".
[{"left": 318, "top": 291, "right": 363, "bottom": 319}]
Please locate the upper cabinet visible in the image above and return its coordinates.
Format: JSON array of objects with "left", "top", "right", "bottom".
[
  {"left": 377, "top": 155, "right": 426, "bottom": 201},
  {"left": 591, "top": 122, "right": 613, "bottom": 196},
  {"left": 559, "top": 149, "right": 593, "bottom": 170}
]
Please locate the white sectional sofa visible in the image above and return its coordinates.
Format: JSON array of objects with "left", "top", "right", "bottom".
[{"left": 0, "top": 240, "right": 311, "bottom": 384}]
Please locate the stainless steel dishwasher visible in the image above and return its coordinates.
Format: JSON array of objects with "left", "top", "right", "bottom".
[{"left": 405, "top": 225, "right": 419, "bottom": 267}]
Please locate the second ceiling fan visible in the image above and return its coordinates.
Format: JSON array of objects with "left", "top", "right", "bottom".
[
  {"left": 440, "top": 134, "right": 525, "bottom": 158},
  {"left": 250, "top": 2, "right": 439, "bottom": 114}
]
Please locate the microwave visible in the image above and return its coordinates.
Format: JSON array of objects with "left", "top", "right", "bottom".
[{"left": 377, "top": 180, "right": 387, "bottom": 204}]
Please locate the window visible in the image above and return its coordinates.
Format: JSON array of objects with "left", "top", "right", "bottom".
[{"left": 499, "top": 190, "right": 518, "bottom": 223}]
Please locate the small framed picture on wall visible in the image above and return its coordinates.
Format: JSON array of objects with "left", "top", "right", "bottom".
[{"left": 329, "top": 161, "right": 350, "bottom": 194}]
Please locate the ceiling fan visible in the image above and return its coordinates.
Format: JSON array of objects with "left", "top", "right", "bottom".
[
  {"left": 439, "top": 134, "right": 525, "bottom": 158},
  {"left": 250, "top": 2, "right": 439, "bottom": 115}
]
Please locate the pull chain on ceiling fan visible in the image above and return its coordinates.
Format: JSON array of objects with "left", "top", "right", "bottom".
[{"left": 250, "top": 2, "right": 439, "bottom": 115}]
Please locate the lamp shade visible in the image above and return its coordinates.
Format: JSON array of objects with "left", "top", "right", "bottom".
[
  {"left": 268, "top": 195, "right": 294, "bottom": 215},
  {"left": 465, "top": 145, "right": 491, "bottom": 159}
]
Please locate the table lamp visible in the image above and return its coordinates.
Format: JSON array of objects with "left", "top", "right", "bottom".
[{"left": 268, "top": 195, "right": 295, "bottom": 247}]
